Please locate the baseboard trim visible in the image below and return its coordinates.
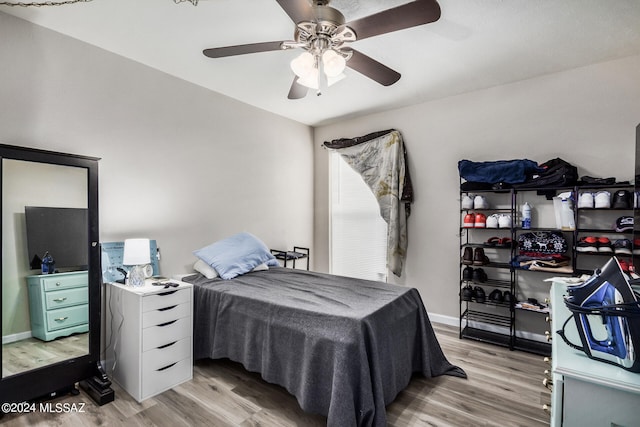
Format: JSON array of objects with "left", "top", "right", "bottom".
[{"left": 2, "top": 331, "right": 32, "bottom": 345}]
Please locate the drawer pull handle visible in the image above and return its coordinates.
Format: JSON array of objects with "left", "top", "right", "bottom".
[
  {"left": 54, "top": 317, "right": 69, "bottom": 322},
  {"left": 157, "top": 362, "right": 177, "bottom": 372},
  {"left": 158, "top": 305, "right": 177, "bottom": 312},
  {"left": 158, "top": 290, "right": 178, "bottom": 296},
  {"left": 56, "top": 282, "right": 62, "bottom": 286},
  {"left": 158, "top": 341, "right": 177, "bottom": 349},
  {"left": 53, "top": 298, "right": 68, "bottom": 302},
  {"left": 158, "top": 320, "right": 177, "bottom": 327}
]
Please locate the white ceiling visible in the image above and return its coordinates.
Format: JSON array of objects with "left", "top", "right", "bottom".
[{"left": 3, "top": 0, "right": 640, "bottom": 126}]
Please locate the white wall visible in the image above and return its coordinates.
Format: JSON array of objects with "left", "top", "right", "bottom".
[
  {"left": 314, "top": 54, "right": 640, "bottom": 322},
  {"left": 0, "top": 12, "right": 314, "bottom": 281}
]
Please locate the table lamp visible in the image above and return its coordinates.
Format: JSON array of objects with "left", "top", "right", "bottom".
[{"left": 123, "top": 238, "right": 151, "bottom": 287}]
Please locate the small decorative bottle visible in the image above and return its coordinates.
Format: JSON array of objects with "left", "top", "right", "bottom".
[
  {"left": 522, "top": 202, "right": 532, "bottom": 229},
  {"left": 41, "top": 251, "right": 55, "bottom": 274}
]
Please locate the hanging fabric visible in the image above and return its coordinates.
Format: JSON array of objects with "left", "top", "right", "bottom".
[{"left": 324, "top": 129, "right": 413, "bottom": 277}]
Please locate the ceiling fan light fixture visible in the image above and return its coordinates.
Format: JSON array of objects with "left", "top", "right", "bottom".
[
  {"left": 321, "top": 49, "right": 346, "bottom": 77},
  {"left": 290, "top": 52, "right": 315, "bottom": 78},
  {"left": 297, "top": 67, "right": 320, "bottom": 89}
]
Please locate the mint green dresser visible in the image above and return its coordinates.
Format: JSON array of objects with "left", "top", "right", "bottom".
[{"left": 26, "top": 271, "right": 89, "bottom": 341}]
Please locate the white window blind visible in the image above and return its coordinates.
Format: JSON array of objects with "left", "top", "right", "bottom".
[{"left": 330, "top": 152, "right": 388, "bottom": 282}]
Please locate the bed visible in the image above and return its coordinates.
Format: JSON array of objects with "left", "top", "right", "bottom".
[{"left": 184, "top": 267, "right": 466, "bottom": 427}]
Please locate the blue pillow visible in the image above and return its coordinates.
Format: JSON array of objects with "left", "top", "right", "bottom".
[{"left": 193, "top": 232, "right": 277, "bottom": 280}]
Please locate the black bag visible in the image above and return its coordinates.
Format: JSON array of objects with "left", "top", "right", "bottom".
[{"left": 514, "top": 158, "right": 578, "bottom": 188}]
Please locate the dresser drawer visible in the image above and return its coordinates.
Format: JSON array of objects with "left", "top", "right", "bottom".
[
  {"left": 141, "top": 357, "right": 191, "bottom": 399},
  {"left": 46, "top": 304, "right": 88, "bottom": 331},
  {"left": 142, "top": 302, "right": 190, "bottom": 329},
  {"left": 45, "top": 287, "right": 88, "bottom": 310},
  {"left": 142, "top": 337, "right": 191, "bottom": 371},
  {"left": 43, "top": 273, "right": 88, "bottom": 291},
  {"left": 142, "top": 289, "right": 190, "bottom": 312},
  {"left": 142, "top": 317, "right": 191, "bottom": 351}
]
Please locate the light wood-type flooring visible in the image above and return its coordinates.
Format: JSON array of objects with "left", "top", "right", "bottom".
[{"left": 2, "top": 323, "right": 551, "bottom": 426}]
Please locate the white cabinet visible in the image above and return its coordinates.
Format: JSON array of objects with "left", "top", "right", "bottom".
[
  {"left": 549, "top": 281, "right": 640, "bottom": 427},
  {"left": 105, "top": 280, "right": 193, "bottom": 402}
]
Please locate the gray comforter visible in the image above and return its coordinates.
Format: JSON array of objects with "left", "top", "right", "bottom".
[{"left": 185, "top": 268, "right": 466, "bottom": 427}]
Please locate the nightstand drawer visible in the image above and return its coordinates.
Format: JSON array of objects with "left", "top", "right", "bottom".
[
  {"left": 141, "top": 357, "right": 191, "bottom": 399},
  {"left": 45, "top": 287, "right": 88, "bottom": 310},
  {"left": 46, "top": 304, "right": 88, "bottom": 331},
  {"left": 142, "top": 302, "right": 190, "bottom": 329},
  {"left": 43, "top": 274, "right": 88, "bottom": 291},
  {"left": 142, "top": 289, "right": 190, "bottom": 312},
  {"left": 142, "top": 317, "right": 191, "bottom": 351},
  {"left": 142, "top": 337, "right": 191, "bottom": 371}
]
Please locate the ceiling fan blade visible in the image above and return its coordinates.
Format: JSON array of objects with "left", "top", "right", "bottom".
[
  {"left": 203, "top": 41, "right": 285, "bottom": 58},
  {"left": 275, "top": 0, "right": 315, "bottom": 23},
  {"left": 347, "top": 49, "right": 401, "bottom": 87},
  {"left": 287, "top": 76, "right": 308, "bottom": 100},
  {"left": 345, "top": 0, "right": 441, "bottom": 41}
]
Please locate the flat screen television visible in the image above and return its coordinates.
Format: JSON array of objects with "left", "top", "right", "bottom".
[{"left": 25, "top": 206, "right": 88, "bottom": 271}]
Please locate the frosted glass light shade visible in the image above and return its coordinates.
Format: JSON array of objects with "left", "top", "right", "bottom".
[
  {"left": 322, "top": 49, "right": 346, "bottom": 77},
  {"left": 290, "top": 52, "right": 315, "bottom": 78},
  {"left": 122, "top": 238, "right": 151, "bottom": 265}
]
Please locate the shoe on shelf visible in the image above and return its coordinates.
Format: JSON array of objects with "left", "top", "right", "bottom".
[
  {"left": 613, "top": 239, "right": 633, "bottom": 255},
  {"left": 577, "top": 236, "right": 598, "bottom": 253},
  {"left": 503, "top": 291, "right": 514, "bottom": 305},
  {"left": 577, "top": 192, "right": 594, "bottom": 208},
  {"left": 486, "top": 214, "right": 499, "bottom": 228},
  {"left": 461, "top": 285, "right": 474, "bottom": 301},
  {"left": 473, "top": 286, "right": 486, "bottom": 303},
  {"left": 462, "top": 247, "right": 473, "bottom": 265},
  {"left": 489, "top": 289, "right": 504, "bottom": 303},
  {"left": 498, "top": 214, "right": 512, "bottom": 228},
  {"left": 619, "top": 259, "right": 630, "bottom": 273},
  {"left": 597, "top": 236, "right": 613, "bottom": 253},
  {"left": 474, "top": 213, "right": 487, "bottom": 228},
  {"left": 486, "top": 236, "right": 500, "bottom": 246},
  {"left": 594, "top": 191, "right": 611, "bottom": 208},
  {"left": 615, "top": 215, "right": 634, "bottom": 232},
  {"left": 473, "top": 247, "right": 490, "bottom": 266},
  {"left": 462, "top": 266, "right": 474, "bottom": 281},
  {"left": 461, "top": 193, "right": 474, "bottom": 210},
  {"left": 612, "top": 190, "right": 632, "bottom": 209},
  {"left": 463, "top": 213, "right": 475, "bottom": 228},
  {"left": 498, "top": 237, "right": 512, "bottom": 248},
  {"left": 473, "top": 195, "right": 489, "bottom": 209},
  {"left": 634, "top": 238, "right": 640, "bottom": 255},
  {"left": 472, "top": 268, "right": 488, "bottom": 283}
]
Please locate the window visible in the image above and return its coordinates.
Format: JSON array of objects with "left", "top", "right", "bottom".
[{"left": 330, "top": 152, "right": 388, "bottom": 281}]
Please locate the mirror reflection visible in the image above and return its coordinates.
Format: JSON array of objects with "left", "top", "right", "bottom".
[{"left": 2, "top": 159, "right": 89, "bottom": 378}]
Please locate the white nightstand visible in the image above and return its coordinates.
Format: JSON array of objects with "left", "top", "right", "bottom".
[{"left": 105, "top": 279, "right": 193, "bottom": 402}]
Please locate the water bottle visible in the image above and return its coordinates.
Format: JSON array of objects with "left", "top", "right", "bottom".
[
  {"left": 522, "top": 202, "right": 532, "bottom": 229},
  {"left": 561, "top": 198, "right": 575, "bottom": 230},
  {"left": 41, "top": 251, "right": 55, "bottom": 274}
]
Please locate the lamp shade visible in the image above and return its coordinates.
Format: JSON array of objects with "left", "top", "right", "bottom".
[
  {"left": 290, "top": 52, "right": 315, "bottom": 78},
  {"left": 122, "top": 238, "right": 151, "bottom": 265},
  {"left": 322, "top": 49, "right": 346, "bottom": 77}
]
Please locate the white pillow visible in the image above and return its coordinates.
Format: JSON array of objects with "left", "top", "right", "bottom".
[
  {"left": 194, "top": 259, "right": 218, "bottom": 279},
  {"left": 251, "top": 263, "right": 269, "bottom": 272}
]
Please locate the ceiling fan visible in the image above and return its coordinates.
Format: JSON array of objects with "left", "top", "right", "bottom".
[{"left": 203, "top": 0, "right": 441, "bottom": 99}]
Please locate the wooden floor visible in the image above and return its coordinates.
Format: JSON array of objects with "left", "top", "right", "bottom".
[{"left": 2, "top": 324, "right": 551, "bottom": 426}]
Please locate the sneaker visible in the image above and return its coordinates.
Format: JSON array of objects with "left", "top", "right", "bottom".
[
  {"left": 463, "top": 213, "right": 475, "bottom": 228},
  {"left": 489, "top": 289, "right": 504, "bottom": 303},
  {"left": 461, "top": 284, "right": 474, "bottom": 301},
  {"left": 486, "top": 214, "right": 499, "bottom": 228},
  {"left": 594, "top": 191, "right": 611, "bottom": 208},
  {"left": 503, "top": 291, "right": 514, "bottom": 306},
  {"left": 473, "top": 195, "right": 489, "bottom": 209},
  {"left": 619, "top": 259, "right": 630, "bottom": 273},
  {"left": 462, "top": 266, "right": 474, "bottom": 281},
  {"left": 576, "top": 236, "right": 598, "bottom": 253},
  {"left": 474, "top": 213, "right": 487, "bottom": 228},
  {"left": 577, "top": 192, "right": 594, "bottom": 208},
  {"left": 612, "top": 190, "right": 632, "bottom": 209},
  {"left": 498, "top": 214, "right": 512, "bottom": 228},
  {"left": 597, "top": 236, "right": 613, "bottom": 253},
  {"left": 613, "top": 239, "right": 633, "bottom": 255},
  {"left": 472, "top": 268, "right": 488, "bottom": 283},
  {"left": 473, "top": 286, "right": 486, "bottom": 303},
  {"left": 461, "top": 193, "right": 474, "bottom": 210},
  {"left": 634, "top": 238, "right": 640, "bottom": 255},
  {"left": 615, "top": 216, "right": 634, "bottom": 232}
]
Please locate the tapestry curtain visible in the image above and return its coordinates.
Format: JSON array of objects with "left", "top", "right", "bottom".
[{"left": 324, "top": 129, "right": 413, "bottom": 277}]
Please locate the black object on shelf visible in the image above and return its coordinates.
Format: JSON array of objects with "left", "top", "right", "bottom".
[{"left": 270, "top": 246, "right": 310, "bottom": 270}]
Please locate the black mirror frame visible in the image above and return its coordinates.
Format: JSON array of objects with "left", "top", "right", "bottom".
[{"left": 0, "top": 144, "right": 102, "bottom": 404}]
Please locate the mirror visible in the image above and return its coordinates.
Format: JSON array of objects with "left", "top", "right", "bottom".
[
  {"left": 0, "top": 144, "right": 104, "bottom": 405},
  {"left": 2, "top": 159, "right": 88, "bottom": 377}
]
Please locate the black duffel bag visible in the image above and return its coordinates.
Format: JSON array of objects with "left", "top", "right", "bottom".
[{"left": 514, "top": 158, "right": 578, "bottom": 188}]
